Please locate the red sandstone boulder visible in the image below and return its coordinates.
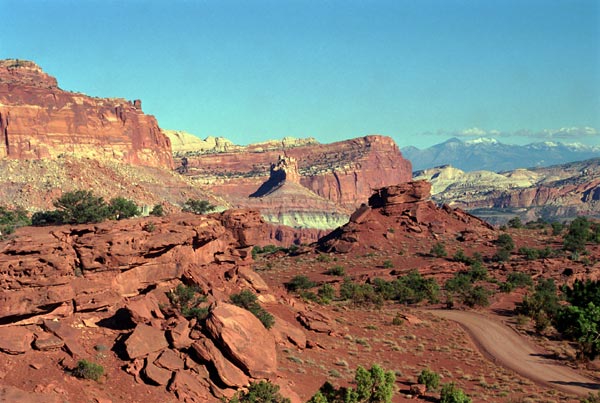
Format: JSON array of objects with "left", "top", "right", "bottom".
[
  {"left": 125, "top": 324, "right": 169, "bottom": 360},
  {"left": 0, "top": 327, "right": 34, "bottom": 354},
  {"left": 205, "top": 302, "right": 277, "bottom": 378},
  {"left": 191, "top": 338, "right": 249, "bottom": 388}
]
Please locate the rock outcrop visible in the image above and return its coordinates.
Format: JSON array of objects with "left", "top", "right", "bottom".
[
  {"left": 319, "top": 181, "right": 494, "bottom": 253},
  {"left": 415, "top": 159, "right": 600, "bottom": 224},
  {"left": 0, "top": 210, "right": 309, "bottom": 401},
  {"left": 0, "top": 59, "right": 173, "bottom": 169},
  {"left": 179, "top": 134, "right": 412, "bottom": 211}
]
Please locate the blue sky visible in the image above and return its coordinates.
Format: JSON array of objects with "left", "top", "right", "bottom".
[{"left": 1, "top": 0, "right": 598, "bottom": 149}]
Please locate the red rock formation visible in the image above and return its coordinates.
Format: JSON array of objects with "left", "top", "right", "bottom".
[
  {"left": 0, "top": 59, "right": 173, "bottom": 169},
  {"left": 185, "top": 134, "right": 412, "bottom": 210},
  {"left": 319, "top": 181, "right": 495, "bottom": 253}
]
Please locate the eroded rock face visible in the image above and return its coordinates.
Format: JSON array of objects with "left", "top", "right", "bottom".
[
  {"left": 182, "top": 134, "right": 412, "bottom": 211},
  {"left": 0, "top": 59, "right": 173, "bottom": 169},
  {"left": 318, "top": 182, "right": 495, "bottom": 253},
  {"left": 0, "top": 210, "right": 276, "bottom": 322},
  {"left": 205, "top": 302, "right": 278, "bottom": 378}
]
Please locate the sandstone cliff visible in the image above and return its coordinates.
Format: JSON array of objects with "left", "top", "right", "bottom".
[
  {"left": 0, "top": 59, "right": 173, "bottom": 169},
  {"left": 414, "top": 160, "right": 600, "bottom": 223},
  {"left": 177, "top": 133, "right": 412, "bottom": 212}
]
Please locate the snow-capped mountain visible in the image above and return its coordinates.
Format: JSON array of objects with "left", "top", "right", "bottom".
[{"left": 402, "top": 137, "right": 600, "bottom": 172}]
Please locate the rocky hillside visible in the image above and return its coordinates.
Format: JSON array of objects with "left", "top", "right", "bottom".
[
  {"left": 167, "top": 133, "right": 412, "bottom": 227},
  {"left": 0, "top": 59, "right": 173, "bottom": 169},
  {"left": 414, "top": 159, "right": 600, "bottom": 223},
  {"left": 403, "top": 137, "right": 600, "bottom": 172}
]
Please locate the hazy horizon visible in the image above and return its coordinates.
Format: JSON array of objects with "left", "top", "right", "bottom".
[{"left": 2, "top": 0, "right": 598, "bottom": 149}]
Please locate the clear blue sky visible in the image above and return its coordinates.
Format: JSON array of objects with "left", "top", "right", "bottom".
[{"left": 1, "top": 0, "right": 598, "bottom": 149}]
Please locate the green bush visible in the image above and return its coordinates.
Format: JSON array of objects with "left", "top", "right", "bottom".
[
  {"left": 501, "top": 272, "right": 533, "bottom": 292},
  {"left": 54, "top": 190, "right": 112, "bottom": 224},
  {"left": 495, "top": 234, "right": 515, "bottom": 251},
  {"left": 31, "top": 210, "right": 65, "bottom": 226},
  {"left": 318, "top": 284, "right": 336, "bottom": 303},
  {"left": 72, "top": 359, "right": 104, "bottom": 382},
  {"left": 308, "top": 364, "right": 395, "bottom": 403},
  {"left": 229, "top": 380, "right": 290, "bottom": 403},
  {"left": 581, "top": 392, "right": 600, "bottom": 403},
  {"left": 285, "top": 275, "right": 316, "bottom": 292},
  {"left": 326, "top": 265, "right": 346, "bottom": 276},
  {"left": 340, "top": 279, "right": 384, "bottom": 309},
  {"left": 150, "top": 204, "right": 165, "bottom": 217},
  {"left": 382, "top": 259, "right": 394, "bottom": 269},
  {"left": 516, "top": 278, "right": 560, "bottom": 321},
  {"left": 430, "top": 242, "right": 447, "bottom": 258},
  {"left": 492, "top": 247, "right": 511, "bottom": 262},
  {"left": 507, "top": 216, "right": 523, "bottom": 229},
  {"left": 551, "top": 221, "right": 565, "bottom": 235},
  {"left": 564, "top": 216, "right": 591, "bottom": 252},
  {"left": 182, "top": 199, "right": 215, "bottom": 214},
  {"left": 440, "top": 383, "right": 471, "bottom": 403},
  {"left": 0, "top": 206, "right": 30, "bottom": 236},
  {"left": 230, "top": 289, "right": 275, "bottom": 329},
  {"left": 167, "top": 284, "right": 209, "bottom": 321},
  {"left": 108, "top": 197, "right": 140, "bottom": 220},
  {"left": 372, "top": 270, "right": 439, "bottom": 305},
  {"left": 417, "top": 368, "right": 440, "bottom": 391}
]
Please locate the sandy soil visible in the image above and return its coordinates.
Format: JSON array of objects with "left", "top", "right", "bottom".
[{"left": 429, "top": 309, "right": 600, "bottom": 396}]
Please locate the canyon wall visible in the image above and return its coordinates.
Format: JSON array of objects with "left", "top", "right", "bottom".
[
  {"left": 176, "top": 134, "right": 412, "bottom": 211},
  {"left": 0, "top": 59, "right": 173, "bottom": 169}
]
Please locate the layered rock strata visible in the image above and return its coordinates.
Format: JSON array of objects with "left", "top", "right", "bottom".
[
  {"left": 0, "top": 210, "right": 307, "bottom": 401},
  {"left": 0, "top": 59, "right": 173, "bottom": 169},
  {"left": 178, "top": 134, "right": 412, "bottom": 211}
]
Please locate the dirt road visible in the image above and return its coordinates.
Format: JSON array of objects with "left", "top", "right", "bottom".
[{"left": 429, "top": 309, "right": 599, "bottom": 396}]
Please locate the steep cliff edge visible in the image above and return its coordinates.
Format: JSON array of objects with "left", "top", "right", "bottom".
[
  {"left": 175, "top": 133, "right": 412, "bottom": 211},
  {"left": 0, "top": 59, "right": 173, "bottom": 169}
]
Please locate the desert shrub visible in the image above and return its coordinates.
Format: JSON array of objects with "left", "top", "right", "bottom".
[
  {"left": 445, "top": 273, "right": 491, "bottom": 307},
  {"left": 285, "top": 275, "right": 316, "bottom": 292},
  {"left": 453, "top": 249, "right": 470, "bottom": 264},
  {"left": 500, "top": 271, "right": 533, "bottom": 292},
  {"left": 518, "top": 247, "right": 539, "bottom": 261},
  {"left": 143, "top": 222, "right": 156, "bottom": 232},
  {"left": 149, "top": 204, "right": 164, "bottom": 217},
  {"left": 564, "top": 216, "right": 591, "bottom": 252},
  {"left": 0, "top": 206, "right": 30, "bottom": 236},
  {"left": 318, "top": 284, "right": 336, "bottom": 303},
  {"left": 440, "top": 383, "right": 471, "bottom": 403},
  {"left": 167, "top": 284, "right": 209, "bottom": 321},
  {"left": 372, "top": 270, "right": 439, "bottom": 304},
  {"left": 308, "top": 364, "right": 395, "bottom": 403},
  {"left": 507, "top": 216, "right": 523, "bottom": 229},
  {"left": 52, "top": 190, "right": 112, "bottom": 224},
  {"left": 551, "top": 221, "right": 565, "bottom": 235},
  {"left": 316, "top": 254, "right": 333, "bottom": 263},
  {"left": 430, "top": 242, "right": 447, "bottom": 258},
  {"left": 31, "top": 210, "right": 65, "bottom": 226},
  {"left": 465, "top": 261, "right": 488, "bottom": 281},
  {"left": 516, "top": 278, "right": 560, "bottom": 321},
  {"left": 418, "top": 368, "right": 440, "bottom": 391},
  {"left": 382, "top": 259, "right": 394, "bottom": 269},
  {"left": 340, "top": 279, "right": 384, "bottom": 308},
  {"left": 554, "top": 280, "right": 600, "bottom": 360},
  {"left": 108, "top": 197, "right": 140, "bottom": 220},
  {"left": 230, "top": 289, "right": 275, "bottom": 329},
  {"left": 495, "top": 234, "right": 515, "bottom": 251},
  {"left": 326, "top": 265, "right": 346, "bottom": 276},
  {"left": 492, "top": 247, "right": 511, "bottom": 262},
  {"left": 182, "top": 198, "right": 215, "bottom": 214},
  {"left": 229, "top": 380, "right": 290, "bottom": 403},
  {"left": 72, "top": 359, "right": 104, "bottom": 381}
]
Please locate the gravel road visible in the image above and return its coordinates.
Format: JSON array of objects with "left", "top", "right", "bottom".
[{"left": 430, "top": 309, "right": 599, "bottom": 396}]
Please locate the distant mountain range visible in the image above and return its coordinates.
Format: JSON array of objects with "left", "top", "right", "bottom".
[{"left": 402, "top": 137, "right": 600, "bottom": 172}]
